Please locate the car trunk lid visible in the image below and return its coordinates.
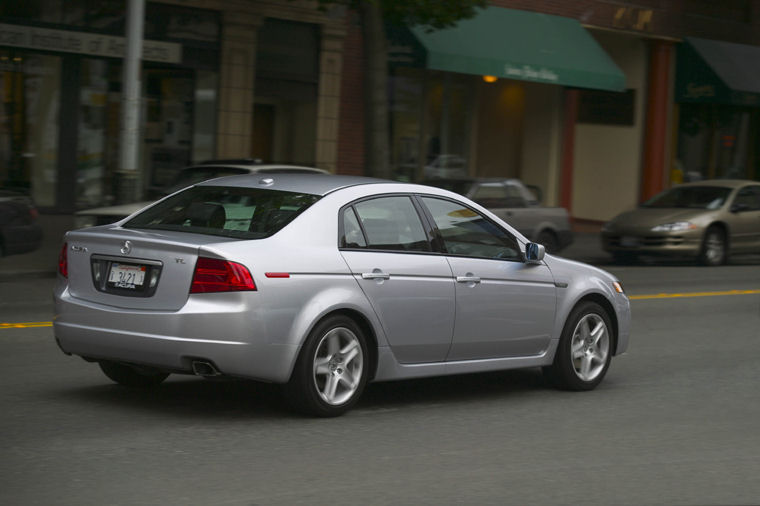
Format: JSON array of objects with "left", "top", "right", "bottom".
[{"left": 64, "top": 227, "right": 238, "bottom": 311}]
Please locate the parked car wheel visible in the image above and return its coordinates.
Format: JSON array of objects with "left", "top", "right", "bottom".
[
  {"left": 536, "top": 230, "right": 559, "bottom": 254},
  {"left": 98, "top": 361, "right": 169, "bottom": 387},
  {"left": 286, "top": 315, "right": 369, "bottom": 417},
  {"left": 544, "top": 301, "right": 612, "bottom": 391},
  {"left": 699, "top": 226, "right": 727, "bottom": 266}
]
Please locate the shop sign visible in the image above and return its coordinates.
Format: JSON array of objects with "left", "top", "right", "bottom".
[
  {"left": 0, "top": 23, "right": 181, "bottom": 63},
  {"left": 612, "top": 8, "right": 654, "bottom": 32},
  {"left": 503, "top": 64, "right": 558, "bottom": 83},
  {"left": 684, "top": 83, "right": 716, "bottom": 100}
]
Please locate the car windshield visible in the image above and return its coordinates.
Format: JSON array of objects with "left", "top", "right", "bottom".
[
  {"left": 641, "top": 186, "right": 731, "bottom": 210},
  {"left": 124, "top": 186, "right": 320, "bottom": 239}
]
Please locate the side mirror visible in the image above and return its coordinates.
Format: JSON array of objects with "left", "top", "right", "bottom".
[
  {"left": 730, "top": 203, "right": 749, "bottom": 213},
  {"left": 525, "top": 242, "right": 545, "bottom": 264}
]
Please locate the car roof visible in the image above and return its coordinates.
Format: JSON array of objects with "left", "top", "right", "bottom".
[
  {"left": 196, "top": 173, "right": 394, "bottom": 196},
  {"left": 181, "top": 164, "right": 330, "bottom": 174},
  {"left": 676, "top": 179, "right": 758, "bottom": 189}
]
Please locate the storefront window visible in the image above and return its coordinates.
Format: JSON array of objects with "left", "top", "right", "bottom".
[
  {"left": 425, "top": 72, "right": 472, "bottom": 175},
  {"left": 389, "top": 69, "right": 475, "bottom": 182},
  {"left": 390, "top": 67, "right": 424, "bottom": 182},
  {"left": 77, "top": 58, "right": 109, "bottom": 208},
  {"left": 677, "top": 104, "right": 759, "bottom": 181},
  {"left": 0, "top": 51, "right": 60, "bottom": 206}
]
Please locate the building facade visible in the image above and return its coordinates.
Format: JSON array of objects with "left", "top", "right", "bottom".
[
  {"left": 2, "top": 0, "right": 760, "bottom": 224},
  {"left": 0, "top": 0, "right": 348, "bottom": 214}
]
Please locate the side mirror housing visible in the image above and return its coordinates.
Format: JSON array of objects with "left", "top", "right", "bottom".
[
  {"left": 730, "top": 203, "right": 749, "bottom": 213},
  {"left": 525, "top": 242, "right": 545, "bottom": 264}
]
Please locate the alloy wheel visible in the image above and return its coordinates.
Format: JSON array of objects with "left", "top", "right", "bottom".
[
  {"left": 570, "top": 313, "right": 610, "bottom": 382},
  {"left": 312, "top": 326, "right": 364, "bottom": 405}
]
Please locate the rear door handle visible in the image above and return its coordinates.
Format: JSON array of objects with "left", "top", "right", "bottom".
[
  {"left": 362, "top": 270, "right": 390, "bottom": 280},
  {"left": 456, "top": 275, "right": 481, "bottom": 284}
]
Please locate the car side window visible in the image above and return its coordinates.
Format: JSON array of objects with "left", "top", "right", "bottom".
[
  {"left": 345, "top": 196, "right": 431, "bottom": 252},
  {"left": 421, "top": 196, "right": 522, "bottom": 261},
  {"left": 734, "top": 186, "right": 760, "bottom": 211},
  {"left": 341, "top": 207, "right": 367, "bottom": 248}
]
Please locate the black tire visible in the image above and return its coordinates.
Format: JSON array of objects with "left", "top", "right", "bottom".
[
  {"left": 285, "top": 315, "right": 369, "bottom": 417},
  {"left": 543, "top": 301, "right": 613, "bottom": 391},
  {"left": 99, "top": 361, "right": 169, "bottom": 387},
  {"left": 611, "top": 252, "right": 638, "bottom": 265},
  {"left": 699, "top": 226, "right": 727, "bottom": 266},
  {"left": 536, "top": 230, "right": 559, "bottom": 254}
]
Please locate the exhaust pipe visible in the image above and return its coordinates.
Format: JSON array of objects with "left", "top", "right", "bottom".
[{"left": 192, "top": 360, "right": 221, "bottom": 377}]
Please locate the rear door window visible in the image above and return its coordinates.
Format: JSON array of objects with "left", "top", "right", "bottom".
[
  {"left": 125, "top": 186, "right": 320, "bottom": 239},
  {"left": 341, "top": 196, "right": 431, "bottom": 252}
]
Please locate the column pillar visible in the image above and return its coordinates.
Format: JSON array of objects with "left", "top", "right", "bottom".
[
  {"left": 315, "top": 27, "right": 346, "bottom": 173},
  {"left": 560, "top": 89, "right": 579, "bottom": 214},
  {"left": 641, "top": 40, "right": 673, "bottom": 201},
  {"left": 216, "top": 12, "right": 261, "bottom": 159}
]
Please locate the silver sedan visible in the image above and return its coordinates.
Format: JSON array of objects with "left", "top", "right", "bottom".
[{"left": 54, "top": 174, "right": 631, "bottom": 416}]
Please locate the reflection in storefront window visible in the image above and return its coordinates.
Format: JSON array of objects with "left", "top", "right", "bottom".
[
  {"left": 677, "top": 105, "right": 758, "bottom": 182},
  {"left": 77, "top": 59, "right": 109, "bottom": 208},
  {"left": 390, "top": 69, "right": 474, "bottom": 182},
  {"left": 0, "top": 52, "right": 59, "bottom": 206}
]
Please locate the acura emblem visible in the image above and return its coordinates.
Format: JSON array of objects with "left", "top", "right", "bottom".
[{"left": 120, "top": 240, "right": 132, "bottom": 255}]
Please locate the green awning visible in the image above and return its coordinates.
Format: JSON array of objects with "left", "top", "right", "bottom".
[
  {"left": 676, "top": 37, "right": 760, "bottom": 106},
  {"left": 405, "top": 6, "right": 625, "bottom": 92}
]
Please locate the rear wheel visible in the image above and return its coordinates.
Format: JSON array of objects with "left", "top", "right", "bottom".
[
  {"left": 699, "top": 226, "right": 727, "bottom": 266},
  {"left": 544, "top": 301, "right": 612, "bottom": 391},
  {"left": 285, "top": 315, "right": 369, "bottom": 417},
  {"left": 98, "top": 361, "right": 169, "bottom": 387}
]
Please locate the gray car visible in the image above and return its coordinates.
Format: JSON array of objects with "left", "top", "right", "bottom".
[{"left": 54, "top": 174, "right": 631, "bottom": 416}]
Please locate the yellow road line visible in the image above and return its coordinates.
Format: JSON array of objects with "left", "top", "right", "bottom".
[
  {"left": 0, "top": 322, "right": 53, "bottom": 329},
  {"left": 629, "top": 289, "right": 760, "bottom": 300}
]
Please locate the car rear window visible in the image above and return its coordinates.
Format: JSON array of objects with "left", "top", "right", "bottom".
[{"left": 124, "top": 186, "right": 320, "bottom": 239}]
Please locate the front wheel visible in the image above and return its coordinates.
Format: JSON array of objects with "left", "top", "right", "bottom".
[
  {"left": 544, "top": 302, "right": 613, "bottom": 391},
  {"left": 99, "top": 361, "right": 169, "bottom": 387},
  {"left": 285, "top": 315, "right": 369, "bottom": 417},
  {"left": 699, "top": 227, "right": 727, "bottom": 266}
]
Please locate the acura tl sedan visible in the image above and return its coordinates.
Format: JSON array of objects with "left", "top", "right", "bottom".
[
  {"left": 54, "top": 174, "right": 630, "bottom": 416},
  {"left": 602, "top": 180, "right": 760, "bottom": 265}
]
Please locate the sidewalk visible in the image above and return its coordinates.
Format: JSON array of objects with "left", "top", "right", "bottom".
[{"left": 0, "top": 215, "right": 609, "bottom": 280}]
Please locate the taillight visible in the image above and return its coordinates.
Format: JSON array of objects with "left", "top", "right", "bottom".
[
  {"left": 190, "top": 257, "right": 256, "bottom": 293},
  {"left": 29, "top": 207, "right": 39, "bottom": 220},
  {"left": 58, "top": 242, "right": 68, "bottom": 278}
]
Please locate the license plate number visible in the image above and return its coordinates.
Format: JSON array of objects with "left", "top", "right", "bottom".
[
  {"left": 108, "top": 263, "right": 146, "bottom": 288},
  {"left": 620, "top": 236, "right": 639, "bottom": 247}
]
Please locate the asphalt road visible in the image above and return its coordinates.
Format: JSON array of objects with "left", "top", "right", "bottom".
[{"left": 1, "top": 263, "right": 759, "bottom": 505}]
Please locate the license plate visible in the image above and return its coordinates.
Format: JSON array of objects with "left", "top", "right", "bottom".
[
  {"left": 620, "top": 236, "right": 640, "bottom": 247},
  {"left": 108, "top": 263, "right": 146, "bottom": 289}
]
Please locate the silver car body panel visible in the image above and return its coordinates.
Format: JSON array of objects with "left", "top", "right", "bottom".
[{"left": 55, "top": 175, "right": 631, "bottom": 385}]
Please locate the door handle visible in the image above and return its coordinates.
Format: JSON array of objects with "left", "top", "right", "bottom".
[
  {"left": 362, "top": 271, "right": 390, "bottom": 280},
  {"left": 456, "top": 275, "right": 481, "bottom": 284}
]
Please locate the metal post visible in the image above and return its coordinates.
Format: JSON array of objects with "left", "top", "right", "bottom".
[{"left": 117, "top": 0, "right": 145, "bottom": 204}]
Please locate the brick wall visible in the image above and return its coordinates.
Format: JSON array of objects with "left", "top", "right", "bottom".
[{"left": 336, "top": 11, "right": 365, "bottom": 175}]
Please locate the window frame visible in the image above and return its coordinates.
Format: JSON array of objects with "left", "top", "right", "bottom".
[
  {"left": 337, "top": 193, "right": 437, "bottom": 255},
  {"left": 415, "top": 194, "right": 525, "bottom": 263}
]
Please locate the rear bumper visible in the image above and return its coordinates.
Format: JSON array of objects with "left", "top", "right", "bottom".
[{"left": 53, "top": 285, "right": 298, "bottom": 383}]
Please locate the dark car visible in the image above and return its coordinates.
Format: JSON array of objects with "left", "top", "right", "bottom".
[{"left": 0, "top": 190, "right": 43, "bottom": 257}]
